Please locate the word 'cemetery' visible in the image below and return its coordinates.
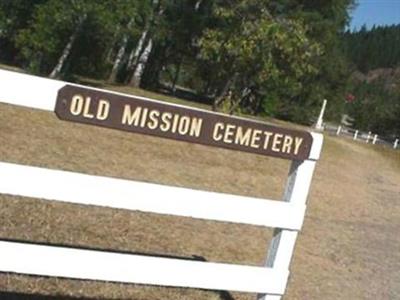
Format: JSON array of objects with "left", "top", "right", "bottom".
[{"left": 56, "top": 85, "right": 312, "bottom": 160}]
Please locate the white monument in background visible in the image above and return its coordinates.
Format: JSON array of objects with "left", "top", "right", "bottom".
[{"left": 315, "top": 99, "right": 327, "bottom": 130}]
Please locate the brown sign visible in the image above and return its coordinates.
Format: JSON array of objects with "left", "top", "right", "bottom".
[{"left": 55, "top": 85, "right": 313, "bottom": 160}]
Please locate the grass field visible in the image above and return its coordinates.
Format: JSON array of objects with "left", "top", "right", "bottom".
[{"left": 0, "top": 80, "right": 399, "bottom": 300}]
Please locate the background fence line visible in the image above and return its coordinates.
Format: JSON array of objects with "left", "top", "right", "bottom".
[{"left": 324, "top": 123, "right": 399, "bottom": 149}]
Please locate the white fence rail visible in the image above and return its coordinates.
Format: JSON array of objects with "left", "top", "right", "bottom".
[
  {"left": 0, "top": 240, "right": 288, "bottom": 294},
  {"left": 0, "top": 161, "right": 305, "bottom": 230},
  {"left": 326, "top": 124, "right": 399, "bottom": 149},
  {"left": 0, "top": 69, "right": 323, "bottom": 299}
]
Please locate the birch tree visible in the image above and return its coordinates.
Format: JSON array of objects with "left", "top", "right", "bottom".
[
  {"left": 128, "top": 0, "right": 164, "bottom": 87},
  {"left": 133, "top": 0, "right": 211, "bottom": 90},
  {"left": 49, "top": 13, "right": 86, "bottom": 78},
  {"left": 108, "top": 19, "right": 134, "bottom": 83},
  {"left": 105, "top": 0, "right": 141, "bottom": 83},
  {"left": 16, "top": 0, "right": 112, "bottom": 77},
  {"left": 130, "top": 38, "right": 153, "bottom": 87},
  {"left": 126, "top": 26, "right": 149, "bottom": 78}
]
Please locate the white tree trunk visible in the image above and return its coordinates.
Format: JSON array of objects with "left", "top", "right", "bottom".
[
  {"left": 194, "top": 0, "right": 203, "bottom": 11},
  {"left": 130, "top": 38, "right": 153, "bottom": 87},
  {"left": 126, "top": 28, "right": 148, "bottom": 72},
  {"left": 49, "top": 16, "right": 85, "bottom": 79},
  {"left": 105, "top": 28, "right": 120, "bottom": 64},
  {"left": 127, "top": 0, "right": 162, "bottom": 86},
  {"left": 126, "top": 0, "right": 158, "bottom": 71},
  {"left": 108, "top": 20, "right": 133, "bottom": 83}
]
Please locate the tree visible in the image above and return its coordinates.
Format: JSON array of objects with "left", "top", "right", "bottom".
[
  {"left": 346, "top": 80, "right": 400, "bottom": 137},
  {"left": 16, "top": 0, "right": 124, "bottom": 78},
  {"left": 127, "top": 0, "right": 165, "bottom": 87},
  {"left": 3, "top": 0, "right": 361, "bottom": 129},
  {"left": 106, "top": 0, "right": 143, "bottom": 83},
  {"left": 0, "top": 0, "right": 47, "bottom": 64},
  {"left": 276, "top": 0, "right": 355, "bottom": 123},
  {"left": 197, "top": 1, "right": 321, "bottom": 114},
  {"left": 343, "top": 24, "right": 400, "bottom": 73}
]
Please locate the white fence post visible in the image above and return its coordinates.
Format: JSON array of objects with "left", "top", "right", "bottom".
[
  {"left": 353, "top": 130, "right": 358, "bottom": 140},
  {"left": 315, "top": 99, "right": 327, "bottom": 130},
  {"left": 336, "top": 125, "right": 342, "bottom": 136},
  {"left": 394, "top": 139, "right": 399, "bottom": 149},
  {"left": 257, "top": 133, "right": 323, "bottom": 300},
  {"left": 366, "top": 131, "right": 371, "bottom": 143},
  {"left": 372, "top": 134, "right": 378, "bottom": 145}
]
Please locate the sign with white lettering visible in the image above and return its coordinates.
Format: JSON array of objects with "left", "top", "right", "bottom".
[{"left": 55, "top": 85, "right": 313, "bottom": 160}]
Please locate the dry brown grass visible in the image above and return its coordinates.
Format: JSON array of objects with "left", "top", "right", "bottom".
[{"left": 0, "top": 89, "right": 399, "bottom": 300}]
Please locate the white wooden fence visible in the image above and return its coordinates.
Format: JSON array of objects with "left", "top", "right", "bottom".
[
  {"left": 0, "top": 69, "right": 323, "bottom": 299},
  {"left": 327, "top": 124, "right": 399, "bottom": 149}
]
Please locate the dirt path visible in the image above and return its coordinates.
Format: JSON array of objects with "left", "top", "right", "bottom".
[{"left": 286, "top": 137, "right": 400, "bottom": 299}]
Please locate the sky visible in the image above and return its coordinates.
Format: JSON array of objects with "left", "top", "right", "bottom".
[{"left": 349, "top": 0, "right": 400, "bottom": 31}]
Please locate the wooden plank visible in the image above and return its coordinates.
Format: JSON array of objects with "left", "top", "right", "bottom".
[
  {"left": 0, "top": 240, "right": 288, "bottom": 294},
  {"left": 0, "top": 69, "right": 315, "bottom": 160},
  {"left": 0, "top": 162, "right": 306, "bottom": 230}
]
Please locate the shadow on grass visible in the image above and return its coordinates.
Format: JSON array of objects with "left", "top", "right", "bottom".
[
  {"left": 0, "top": 239, "right": 235, "bottom": 300},
  {"left": 0, "top": 292, "right": 93, "bottom": 300},
  {"left": 0, "top": 290, "right": 234, "bottom": 300},
  {"left": 74, "top": 77, "right": 105, "bottom": 88}
]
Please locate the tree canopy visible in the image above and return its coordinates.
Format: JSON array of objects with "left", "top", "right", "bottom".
[
  {"left": 343, "top": 24, "right": 400, "bottom": 73},
  {"left": 4, "top": 0, "right": 398, "bottom": 138}
]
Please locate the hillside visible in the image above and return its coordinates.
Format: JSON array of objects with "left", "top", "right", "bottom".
[
  {"left": 0, "top": 85, "right": 399, "bottom": 299},
  {"left": 351, "top": 67, "right": 400, "bottom": 91}
]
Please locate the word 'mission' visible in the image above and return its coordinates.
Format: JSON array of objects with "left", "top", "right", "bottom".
[{"left": 68, "top": 94, "right": 304, "bottom": 156}]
